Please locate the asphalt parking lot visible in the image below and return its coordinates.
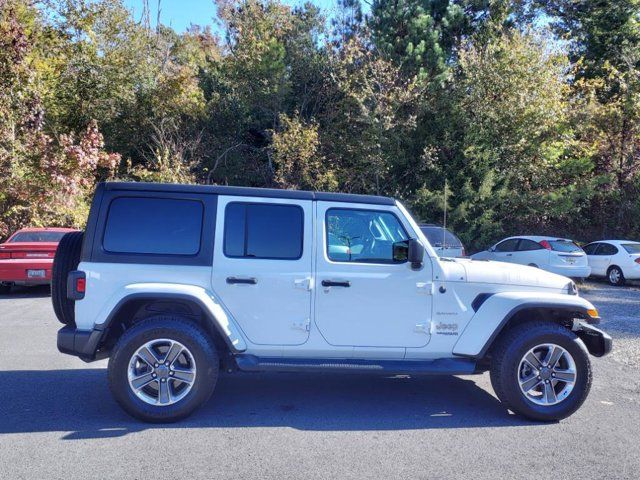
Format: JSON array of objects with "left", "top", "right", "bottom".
[{"left": 0, "top": 282, "right": 639, "bottom": 480}]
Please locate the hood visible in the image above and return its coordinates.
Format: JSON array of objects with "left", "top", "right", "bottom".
[{"left": 444, "top": 258, "right": 571, "bottom": 290}]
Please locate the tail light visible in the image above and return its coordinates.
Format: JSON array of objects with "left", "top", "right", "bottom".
[
  {"left": 539, "top": 240, "right": 552, "bottom": 250},
  {"left": 67, "top": 270, "right": 86, "bottom": 300},
  {"left": 461, "top": 247, "right": 466, "bottom": 257},
  {"left": 0, "top": 252, "right": 10, "bottom": 259},
  {"left": 635, "top": 258, "right": 640, "bottom": 264}
]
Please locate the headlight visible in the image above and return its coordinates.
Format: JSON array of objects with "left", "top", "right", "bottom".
[{"left": 566, "top": 281, "right": 578, "bottom": 295}]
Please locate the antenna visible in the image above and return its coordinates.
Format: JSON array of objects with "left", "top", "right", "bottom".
[{"left": 442, "top": 179, "right": 447, "bottom": 250}]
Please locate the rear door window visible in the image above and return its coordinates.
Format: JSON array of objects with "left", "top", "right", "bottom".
[
  {"left": 517, "top": 239, "right": 544, "bottom": 251},
  {"left": 103, "top": 197, "right": 203, "bottom": 255},
  {"left": 223, "top": 203, "right": 303, "bottom": 260},
  {"left": 597, "top": 243, "right": 618, "bottom": 256}
]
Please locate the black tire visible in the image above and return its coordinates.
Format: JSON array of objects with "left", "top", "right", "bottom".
[
  {"left": 0, "top": 284, "right": 10, "bottom": 294},
  {"left": 51, "top": 231, "right": 84, "bottom": 326},
  {"left": 490, "top": 320, "right": 592, "bottom": 422},
  {"left": 607, "top": 266, "right": 625, "bottom": 286},
  {"left": 527, "top": 263, "right": 538, "bottom": 268},
  {"left": 108, "top": 316, "right": 219, "bottom": 423}
]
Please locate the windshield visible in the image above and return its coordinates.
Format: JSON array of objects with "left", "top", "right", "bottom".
[
  {"left": 420, "top": 226, "right": 462, "bottom": 248},
  {"left": 622, "top": 243, "right": 640, "bottom": 254},
  {"left": 9, "top": 231, "right": 67, "bottom": 243},
  {"left": 549, "top": 240, "right": 582, "bottom": 253}
]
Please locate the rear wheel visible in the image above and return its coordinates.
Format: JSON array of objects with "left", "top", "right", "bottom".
[
  {"left": 0, "top": 284, "right": 10, "bottom": 294},
  {"left": 490, "top": 321, "right": 591, "bottom": 421},
  {"left": 108, "top": 316, "right": 219, "bottom": 423},
  {"left": 607, "top": 266, "right": 625, "bottom": 286},
  {"left": 51, "top": 231, "right": 84, "bottom": 325}
]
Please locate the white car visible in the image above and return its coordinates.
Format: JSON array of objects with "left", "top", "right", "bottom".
[
  {"left": 472, "top": 236, "right": 591, "bottom": 279},
  {"left": 583, "top": 240, "right": 640, "bottom": 285},
  {"left": 52, "top": 183, "right": 610, "bottom": 423}
]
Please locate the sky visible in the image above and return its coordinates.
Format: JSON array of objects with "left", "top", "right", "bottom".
[{"left": 123, "top": 0, "right": 347, "bottom": 32}]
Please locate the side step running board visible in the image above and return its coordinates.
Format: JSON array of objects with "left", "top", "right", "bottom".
[{"left": 234, "top": 355, "right": 478, "bottom": 375}]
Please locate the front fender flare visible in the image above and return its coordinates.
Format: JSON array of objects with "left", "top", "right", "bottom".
[
  {"left": 97, "top": 283, "right": 247, "bottom": 353},
  {"left": 453, "top": 291, "right": 597, "bottom": 359}
]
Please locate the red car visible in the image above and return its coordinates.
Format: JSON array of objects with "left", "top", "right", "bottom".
[{"left": 0, "top": 227, "right": 78, "bottom": 293}]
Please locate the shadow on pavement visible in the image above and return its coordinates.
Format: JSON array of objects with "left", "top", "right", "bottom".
[
  {"left": 0, "top": 285, "right": 50, "bottom": 300},
  {"left": 0, "top": 369, "right": 540, "bottom": 439}
]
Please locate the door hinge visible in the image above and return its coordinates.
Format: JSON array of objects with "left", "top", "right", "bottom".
[
  {"left": 416, "top": 282, "right": 434, "bottom": 295},
  {"left": 414, "top": 323, "right": 429, "bottom": 333},
  {"left": 292, "top": 319, "right": 311, "bottom": 332},
  {"left": 294, "top": 277, "right": 313, "bottom": 291}
]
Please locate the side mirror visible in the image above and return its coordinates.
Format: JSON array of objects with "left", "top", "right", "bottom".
[
  {"left": 393, "top": 239, "right": 425, "bottom": 268},
  {"left": 408, "top": 238, "right": 425, "bottom": 269},
  {"left": 488, "top": 246, "right": 495, "bottom": 252}
]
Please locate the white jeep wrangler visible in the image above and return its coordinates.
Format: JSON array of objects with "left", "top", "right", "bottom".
[{"left": 53, "top": 182, "right": 612, "bottom": 423}]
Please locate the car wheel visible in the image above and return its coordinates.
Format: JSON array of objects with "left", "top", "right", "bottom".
[
  {"left": 108, "top": 316, "right": 219, "bottom": 423},
  {"left": 607, "top": 266, "right": 625, "bottom": 286},
  {"left": 527, "top": 263, "right": 538, "bottom": 268},
  {"left": 490, "top": 320, "right": 591, "bottom": 421},
  {"left": 0, "top": 284, "right": 11, "bottom": 294}
]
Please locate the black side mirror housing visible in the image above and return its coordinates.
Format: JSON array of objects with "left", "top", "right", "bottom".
[
  {"left": 408, "top": 238, "right": 425, "bottom": 269},
  {"left": 392, "top": 238, "right": 425, "bottom": 268}
]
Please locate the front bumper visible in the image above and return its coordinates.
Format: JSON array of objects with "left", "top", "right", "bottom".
[
  {"left": 57, "top": 325, "right": 106, "bottom": 362},
  {"left": 574, "top": 321, "right": 613, "bottom": 357}
]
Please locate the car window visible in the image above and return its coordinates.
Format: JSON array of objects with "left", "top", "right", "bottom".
[
  {"left": 494, "top": 239, "right": 519, "bottom": 252},
  {"left": 582, "top": 243, "right": 599, "bottom": 255},
  {"left": 622, "top": 243, "right": 640, "bottom": 254},
  {"left": 596, "top": 243, "right": 618, "bottom": 256},
  {"left": 103, "top": 197, "right": 203, "bottom": 255},
  {"left": 548, "top": 240, "right": 582, "bottom": 253},
  {"left": 420, "top": 226, "right": 462, "bottom": 248},
  {"left": 223, "top": 203, "right": 303, "bottom": 260},
  {"left": 326, "top": 208, "right": 408, "bottom": 263},
  {"left": 9, "top": 231, "right": 68, "bottom": 242},
  {"left": 517, "top": 239, "right": 544, "bottom": 251}
]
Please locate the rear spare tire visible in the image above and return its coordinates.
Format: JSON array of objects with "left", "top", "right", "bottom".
[{"left": 51, "top": 231, "right": 84, "bottom": 326}]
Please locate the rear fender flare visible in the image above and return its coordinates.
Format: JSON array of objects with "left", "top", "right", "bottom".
[{"left": 97, "top": 283, "right": 247, "bottom": 353}]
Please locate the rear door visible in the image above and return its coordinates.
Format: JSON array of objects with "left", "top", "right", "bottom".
[{"left": 211, "top": 196, "right": 313, "bottom": 346}]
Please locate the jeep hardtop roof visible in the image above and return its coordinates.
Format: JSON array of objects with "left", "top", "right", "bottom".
[{"left": 102, "top": 182, "right": 395, "bottom": 206}]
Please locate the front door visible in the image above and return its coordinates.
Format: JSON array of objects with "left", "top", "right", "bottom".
[
  {"left": 314, "top": 202, "right": 432, "bottom": 348},
  {"left": 211, "top": 196, "right": 312, "bottom": 345}
]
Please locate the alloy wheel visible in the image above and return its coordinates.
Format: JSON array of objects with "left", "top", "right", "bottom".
[
  {"left": 127, "top": 339, "right": 197, "bottom": 406},
  {"left": 517, "top": 343, "right": 577, "bottom": 406}
]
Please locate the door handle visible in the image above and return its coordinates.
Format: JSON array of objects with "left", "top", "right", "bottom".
[
  {"left": 506, "top": 254, "right": 513, "bottom": 256},
  {"left": 226, "top": 277, "right": 257, "bottom": 285},
  {"left": 321, "top": 280, "right": 351, "bottom": 288}
]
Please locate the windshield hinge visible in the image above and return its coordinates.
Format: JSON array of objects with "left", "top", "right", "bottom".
[
  {"left": 292, "top": 319, "right": 311, "bottom": 332},
  {"left": 416, "top": 282, "right": 434, "bottom": 295}
]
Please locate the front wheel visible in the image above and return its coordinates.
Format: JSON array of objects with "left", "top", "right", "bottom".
[
  {"left": 108, "top": 316, "right": 219, "bottom": 423},
  {"left": 0, "top": 284, "right": 10, "bottom": 294},
  {"left": 490, "top": 321, "right": 592, "bottom": 421}
]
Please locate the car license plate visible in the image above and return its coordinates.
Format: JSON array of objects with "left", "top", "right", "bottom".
[
  {"left": 566, "top": 258, "right": 576, "bottom": 264},
  {"left": 27, "top": 269, "right": 46, "bottom": 278}
]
